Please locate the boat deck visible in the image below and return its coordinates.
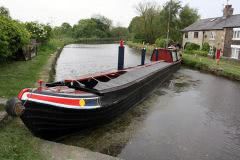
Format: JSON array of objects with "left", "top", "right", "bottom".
[{"left": 93, "top": 61, "right": 171, "bottom": 93}]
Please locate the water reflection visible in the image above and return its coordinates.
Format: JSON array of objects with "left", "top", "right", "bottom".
[
  {"left": 59, "top": 69, "right": 205, "bottom": 157},
  {"left": 55, "top": 44, "right": 150, "bottom": 81},
  {"left": 60, "top": 97, "right": 157, "bottom": 156},
  {"left": 57, "top": 44, "right": 240, "bottom": 160}
]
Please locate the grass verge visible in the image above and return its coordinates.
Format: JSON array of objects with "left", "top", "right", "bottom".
[
  {"left": 0, "top": 38, "right": 68, "bottom": 98},
  {"left": 0, "top": 119, "right": 43, "bottom": 160},
  {"left": 182, "top": 54, "right": 240, "bottom": 81},
  {"left": 126, "top": 41, "right": 155, "bottom": 54},
  {"left": 0, "top": 37, "right": 74, "bottom": 160},
  {"left": 126, "top": 41, "right": 240, "bottom": 81},
  {"left": 0, "top": 104, "right": 4, "bottom": 111}
]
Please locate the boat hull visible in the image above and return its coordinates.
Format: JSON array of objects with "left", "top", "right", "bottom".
[{"left": 20, "top": 61, "right": 181, "bottom": 139}]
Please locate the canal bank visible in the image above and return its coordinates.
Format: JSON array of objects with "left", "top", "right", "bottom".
[
  {"left": 0, "top": 40, "right": 120, "bottom": 160},
  {"left": 2, "top": 42, "right": 240, "bottom": 160},
  {"left": 126, "top": 41, "right": 240, "bottom": 81},
  {"left": 54, "top": 44, "right": 240, "bottom": 159},
  {"left": 0, "top": 38, "right": 67, "bottom": 160}
]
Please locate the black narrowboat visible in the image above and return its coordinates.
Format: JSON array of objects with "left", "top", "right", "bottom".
[{"left": 6, "top": 45, "right": 181, "bottom": 140}]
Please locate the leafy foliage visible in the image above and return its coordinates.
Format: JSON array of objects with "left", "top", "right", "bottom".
[
  {"left": 25, "top": 22, "right": 52, "bottom": 42},
  {"left": 179, "top": 5, "right": 200, "bottom": 30},
  {"left": 110, "top": 27, "right": 129, "bottom": 39},
  {"left": 129, "top": 0, "right": 200, "bottom": 44},
  {"left": 128, "top": 16, "right": 145, "bottom": 42},
  {"left": 155, "top": 38, "right": 171, "bottom": 48},
  {"left": 185, "top": 42, "right": 200, "bottom": 50},
  {"left": 184, "top": 50, "right": 208, "bottom": 57},
  {"left": 202, "top": 42, "right": 210, "bottom": 51},
  {"left": 72, "top": 15, "right": 112, "bottom": 39},
  {"left": 52, "top": 22, "right": 73, "bottom": 38},
  {"left": 0, "top": 6, "right": 10, "bottom": 18},
  {"left": 134, "top": 1, "right": 159, "bottom": 43},
  {"left": 158, "top": 0, "right": 182, "bottom": 42},
  {"left": 0, "top": 16, "right": 30, "bottom": 59}
]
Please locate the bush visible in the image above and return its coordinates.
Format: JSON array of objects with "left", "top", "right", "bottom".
[
  {"left": 0, "top": 6, "right": 10, "bottom": 18},
  {"left": 25, "top": 22, "right": 52, "bottom": 43},
  {"left": 184, "top": 50, "right": 208, "bottom": 57},
  {"left": 155, "top": 38, "right": 171, "bottom": 48},
  {"left": 185, "top": 42, "right": 200, "bottom": 50},
  {"left": 192, "top": 50, "right": 208, "bottom": 57},
  {"left": 155, "top": 38, "right": 172, "bottom": 48},
  {"left": 0, "top": 16, "right": 30, "bottom": 59},
  {"left": 202, "top": 42, "right": 210, "bottom": 51},
  {"left": 110, "top": 27, "right": 129, "bottom": 39}
]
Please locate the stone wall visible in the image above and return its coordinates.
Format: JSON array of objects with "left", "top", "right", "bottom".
[
  {"left": 182, "top": 31, "right": 204, "bottom": 48},
  {"left": 203, "top": 30, "right": 225, "bottom": 50},
  {"left": 182, "top": 30, "right": 225, "bottom": 50}
]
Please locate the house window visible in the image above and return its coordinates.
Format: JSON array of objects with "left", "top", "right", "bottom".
[
  {"left": 185, "top": 32, "right": 188, "bottom": 38},
  {"left": 231, "top": 45, "right": 240, "bottom": 59},
  {"left": 233, "top": 28, "right": 240, "bottom": 40},
  {"left": 210, "top": 31, "right": 215, "bottom": 40},
  {"left": 194, "top": 32, "right": 198, "bottom": 38}
]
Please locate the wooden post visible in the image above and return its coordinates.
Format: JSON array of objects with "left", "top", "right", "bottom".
[{"left": 118, "top": 40, "right": 125, "bottom": 70}]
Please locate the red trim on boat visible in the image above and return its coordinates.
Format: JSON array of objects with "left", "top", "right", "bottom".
[
  {"left": 27, "top": 94, "right": 81, "bottom": 106},
  {"left": 18, "top": 88, "right": 30, "bottom": 100}
]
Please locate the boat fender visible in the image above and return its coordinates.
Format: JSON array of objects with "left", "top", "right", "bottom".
[{"left": 5, "top": 97, "right": 25, "bottom": 117}]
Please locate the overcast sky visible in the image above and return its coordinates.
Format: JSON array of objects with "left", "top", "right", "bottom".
[{"left": 0, "top": 0, "right": 239, "bottom": 27}]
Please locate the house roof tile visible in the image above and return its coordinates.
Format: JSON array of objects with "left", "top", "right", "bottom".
[{"left": 182, "top": 14, "right": 240, "bottom": 32}]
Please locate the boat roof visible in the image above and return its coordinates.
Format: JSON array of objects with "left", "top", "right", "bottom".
[{"left": 92, "top": 61, "right": 171, "bottom": 94}]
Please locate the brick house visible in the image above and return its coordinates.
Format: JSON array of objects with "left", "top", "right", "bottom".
[{"left": 182, "top": 5, "right": 240, "bottom": 60}]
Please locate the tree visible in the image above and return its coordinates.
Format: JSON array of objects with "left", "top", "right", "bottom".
[
  {"left": 25, "top": 22, "right": 52, "bottom": 42},
  {"left": 179, "top": 4, "right": 200, "bottom": 29},
  {"left": 0, "top": 6, "right": 10, "bottom": 18},
  {"left": 91, "top": 14, "right": 112, "bottom": 29},
  {"left": 72, "top": 17, "right": 112, "bottom": 38},
  {"left": 129, "top": 0, "right": 200, "bottom": 44},
  {"left": 0, "top": 16, "right": 30, "bottom": 59},
  {"left": 110, "top": 27, "right": 129, "bottom": 39},
  {"left": 73, "top": 19, "right": 98, "bottom": 38},
  {"left": 61, "top": 22, "right": 72, "bottom": 32},
  {"left": 128, "top": 16, "right": 145, "bottom": 42},
  {"left": 158, "top": 0, "right": 182, "bottom": 42},
  {"left": 52, "top": 22, "right": 72, "bottom": 38},
  {"left": 135, "top": 2, "right": 160, "bottom": 43}
]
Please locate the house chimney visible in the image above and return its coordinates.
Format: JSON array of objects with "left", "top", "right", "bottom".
[{"left": 223, "top": 5, "right": 234, "bottom": 17}]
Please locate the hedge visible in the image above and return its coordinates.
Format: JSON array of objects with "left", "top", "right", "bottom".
[
  {"left": 185, "top": 42, "right": 200, "bottom": 50},
  {"left": 184, "top": 50, "right": 208, "bottom": 57},
  {"left": 0, "top": 16, "right": 30, "bottom": 59}
]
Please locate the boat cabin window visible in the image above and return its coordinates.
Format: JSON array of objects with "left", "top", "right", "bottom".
[{"left": 94, "top": 76, "right": 111, "bottom": 82}]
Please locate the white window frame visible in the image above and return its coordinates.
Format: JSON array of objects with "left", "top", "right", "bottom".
[
  {"left": 209, "top": 31, "right": 215, "bottom": 40},
  {"left": 232, "top": 28, "right": 240, "bottom": 40},
  {"left": 231, "top": 45, "right": 240, "bottom": 59}
]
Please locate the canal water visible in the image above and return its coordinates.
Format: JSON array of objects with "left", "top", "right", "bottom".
[
  {"left": 55, "top": 44, "right": 150, "bottom": 81},
  {"left": 56, "top": 44, "right": 240, "bottom": 160}
]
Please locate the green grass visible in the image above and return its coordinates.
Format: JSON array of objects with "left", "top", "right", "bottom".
[
  {"left": 0, "top": 119, "right": 43, "bottom": 160},
  {"left": 0, "top": 38, "right": 73, "bottom": 160},
  {"left": 182, "top": 54, "right": 240, "bottom": 81},
  {"left": 126, "top": 41, "right": 155, "bottom": 54},
  {"left": 0, "top": 38, "right": 67, "bottom": 98},
  {"left": 126, "top": 41, "right": 240, "bottom": 81},
  {"left": 0, "top": 104, "right": 4, "bottom": 111}
]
